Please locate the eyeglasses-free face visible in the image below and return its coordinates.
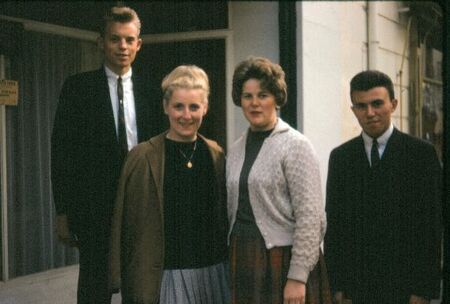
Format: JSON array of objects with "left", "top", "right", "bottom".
[
  {"left": 351, "top": 86, "right": 398, "bottom": 139},
  {"left": 240, "top": 78, "right": 278, "bottom": 132},
  {"left": 98, "top": 21, "right": 142, "bottom": 75},
  {"left": 164, "top": 88, "right": 208, "bottom": 142}
]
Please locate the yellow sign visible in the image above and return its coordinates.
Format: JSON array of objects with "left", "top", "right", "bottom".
[{"left": 0, "top": 80, "right": 19, "bottom": 106}]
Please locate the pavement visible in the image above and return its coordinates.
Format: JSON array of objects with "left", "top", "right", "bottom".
[
  {"left": 0, "top": 265, "right": 121, "bottom": 304},
  {"left": 0, "top": 266, "right": 442, "bottom": 303}
]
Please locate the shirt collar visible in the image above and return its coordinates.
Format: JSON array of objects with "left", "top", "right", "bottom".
[
  {"left": 104, "top": 65, "right": 132, "bottom": 81},
  {"left": 362, "top": 123, "right": 394, "bottom": 146}
]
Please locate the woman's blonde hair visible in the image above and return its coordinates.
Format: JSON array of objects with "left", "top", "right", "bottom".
[{"left": 161, "top": 65, "right": 210, "bottom": 105}]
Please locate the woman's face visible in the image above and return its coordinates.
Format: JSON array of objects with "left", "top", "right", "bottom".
[
  {"left": 164, "top": 88, "right": 208, "bottom": 142},
  {"left": 240, "top": 78, "right": 278, "bottom": 131}
]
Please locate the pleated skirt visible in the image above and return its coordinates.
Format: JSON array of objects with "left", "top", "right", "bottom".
[
  {"left": 159, "top": 261, "right": 230, "bottom": 304},
  {"left": 230, "top": 231, "right": 291, "bottom": 304},
  {"left": 230, "top": 230, "right": 332, "bottom": 304}
]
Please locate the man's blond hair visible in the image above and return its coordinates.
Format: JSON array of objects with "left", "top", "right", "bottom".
[{"left": 100, "top": 6, "right": 141, "bottom": 36}]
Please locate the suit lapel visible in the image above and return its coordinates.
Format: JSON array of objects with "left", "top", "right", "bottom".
[
  {"left": 354, "top": 135, "right": 370, "bottom": 169},
  {"left": 352, "top": 131, "right": 403, "bottom": 169},
  {"left": 95, "top": 68, "right": 118, "bottom": 146},
  {"left": 380, "top": 128, "right": 402, "bottom": 164},
  {"left": 132, "top": 72, "right": 148, "bottom": 142}
]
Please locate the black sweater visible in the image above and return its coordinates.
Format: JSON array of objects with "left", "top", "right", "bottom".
[{"left": 163, "top": 137, "right": 223, "bottom": 269}]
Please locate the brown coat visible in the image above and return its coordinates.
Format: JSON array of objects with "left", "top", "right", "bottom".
[{"left": 110, "top": 132, "right": 227, "bottom": 304}]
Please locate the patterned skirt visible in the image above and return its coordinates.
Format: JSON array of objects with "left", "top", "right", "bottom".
[
  {"left": 159, "top": 261, "right": 230, "bottom": 304},
  {"left": 230, "top": 231, "right": 332, "bottom": 304}
]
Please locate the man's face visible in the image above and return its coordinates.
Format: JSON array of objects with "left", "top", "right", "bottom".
[
  {"left": 351, "top": 86, "right": 398, "bottom": 138},
  {"left": 98, "top": 21, "right": 142, "bottom": 75}
]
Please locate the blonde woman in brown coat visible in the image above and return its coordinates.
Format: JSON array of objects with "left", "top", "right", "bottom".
[{"left": 110, "top": 65, "right": 229, "bottom": 304}]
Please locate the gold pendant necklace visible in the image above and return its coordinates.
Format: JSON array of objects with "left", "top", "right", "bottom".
[{"left": 177, "top": 140, "right": 197, "bottom": 169}]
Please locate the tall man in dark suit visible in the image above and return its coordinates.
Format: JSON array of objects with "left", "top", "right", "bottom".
[
  {"left": 324, "top": 70, "right": 442, "bottom": 304},
  {"left": 51, "top": 6, "right": 161, "bottom": 304}
]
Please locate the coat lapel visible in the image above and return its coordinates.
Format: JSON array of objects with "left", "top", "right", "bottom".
[
  {"left": 146, "top": 133, "right": 167, "bottom": 210},
  {"left": 144, "top": 133, "right": 223, "bottom": 214},
  {"left": 200, "top": 134, "right": 221, "bottom": 181}
]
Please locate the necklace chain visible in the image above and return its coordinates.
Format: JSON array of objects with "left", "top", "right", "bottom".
[{"left": 177, "top": 140, "right": 197, "bottom": 169}]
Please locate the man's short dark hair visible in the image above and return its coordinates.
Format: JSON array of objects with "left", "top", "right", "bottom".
[{"left": 350, "top": 70, "right": 395, "bottom": 101}]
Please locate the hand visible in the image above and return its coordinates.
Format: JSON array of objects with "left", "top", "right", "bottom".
[
  {"left": 55, "top": 215, "right": 78, "bottom": 247},
  {"left": 334, "top": 291, "right": 344, "bottom": 304},
  {"left": 334, "top": 292, "right": 352, "bottom": 304},
  {"left": 409, "top": 295, "right": 429, "bottom": 304},
  {"left": 283, "top": 279, "right": 306, "bottom": 304}
]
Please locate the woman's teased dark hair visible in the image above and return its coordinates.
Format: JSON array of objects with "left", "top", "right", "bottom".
[{"left": 232, "top": 57, "right": 287, "bottom": 107}]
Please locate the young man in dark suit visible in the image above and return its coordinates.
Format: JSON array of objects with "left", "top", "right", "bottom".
[
  {"left": 51, "top": 6, "right": 161, "bottom": 304},
  {"left": 324, "top": 70, "right": 442, "bottom": 304}
]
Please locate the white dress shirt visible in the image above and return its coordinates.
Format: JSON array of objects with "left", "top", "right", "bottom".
[
  {"left": 362, "top": 123, "right": 394, "bottom": 166},
  {"left": 104, "top": 65, "right": 138, "bottom": 150}
]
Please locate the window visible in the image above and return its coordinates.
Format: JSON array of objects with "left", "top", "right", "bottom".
[{"left": 408, "top": 2, "right": 443, "bottom": 160}]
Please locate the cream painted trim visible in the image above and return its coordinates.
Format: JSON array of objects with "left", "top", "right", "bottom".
[
  {"left": 141, "top": 29, "right": 231, "bottom": 44},
  {"left": 0, "top": 15, "right": 98, "bottom": 41},
  {"left": 1, "top": 3, "right": 235, "bottom": 148},
  {"left": 141, "top": 28, "right": 235, "bottom": 149},
  {"left": 0, "top": 55, "right": 9, "bottom": 281},
  {"left": 225, "top": 33, "right": 235, "bottom": 150},
  {"left": 226, "top": 3, "right": 235, "bottom": 150}
]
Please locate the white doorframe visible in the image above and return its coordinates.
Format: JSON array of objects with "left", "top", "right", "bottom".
[
  {"left": 140, "top": 26, "right": 234, "bottom": 149},
  {"left": 0, "top": 8, "right": 235, "bottom": 282},
  {"left": 2, "top": 3, "right": 235, "bottom": 150},
  {"left": 0, "top": 54, "right": 10, "bottom": 281}
]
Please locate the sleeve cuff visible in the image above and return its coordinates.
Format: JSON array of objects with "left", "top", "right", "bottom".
[{"left": 287, "top": 264, "right": 309, "bottom": 283}]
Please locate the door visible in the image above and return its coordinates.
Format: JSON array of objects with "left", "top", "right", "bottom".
[{"left": 135, "top": 38, "right": 227, "bottom": 149}]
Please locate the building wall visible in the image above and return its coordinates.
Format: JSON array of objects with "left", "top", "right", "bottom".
[
  {"left": 229, "top": 1, "right": 279, "bottom": 141},
  {"left": 229, "top": 1, "right": 411, "bottom": 193},
  {"left": 300, "top": 1, "right": 410, "bottom": 189},
  {"left": 371, "top": 1, "right": 411, "bottom": 133}
]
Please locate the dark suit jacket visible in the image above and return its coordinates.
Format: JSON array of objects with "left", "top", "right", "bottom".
[
  {"left": 324, "top": 129, "right": 442, "bottom": 303},
  {"left": 51, "top": 67, "right": 162, "bottom": 239}
]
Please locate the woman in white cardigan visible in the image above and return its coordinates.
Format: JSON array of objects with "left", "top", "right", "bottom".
[{"left": 227, "top": 57, "right": 328, "bottom": 304}]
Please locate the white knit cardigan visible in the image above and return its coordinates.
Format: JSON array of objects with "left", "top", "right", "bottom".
[{"left": 226, "top": 118, "right": 326, "bottom": 283}]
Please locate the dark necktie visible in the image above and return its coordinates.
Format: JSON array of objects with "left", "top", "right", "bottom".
[
  {"left": 371, "top": 138, "right": 380, "bottom": 167},
  {"left": 117, "top": 77, "right": 128, "bottom": 160}
]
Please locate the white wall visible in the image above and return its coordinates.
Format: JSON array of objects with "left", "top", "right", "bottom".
[
  {"left": 229, "top": 1, "right": 411, "bottom": 192},
  {"left": 229, "top": 1, "right": 279, "bottom": 142},
  {"left": 300, "top": 1, "right": 410, "bottom": 190},
  {"left": 300, "top": 1, "right": 367, "bottom": 190},
  {"left": 369, "top": 1, "right": 411, "bottom": 133}
]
